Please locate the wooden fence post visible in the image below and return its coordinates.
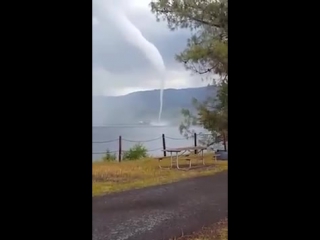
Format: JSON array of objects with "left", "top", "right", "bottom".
[
  {"left": 194, "top": 132, "right": 197, "bottom": 154},
  {"left": 118, "top": 135, "right": 122, "bottom": 162},
  {"left": 162, "top": 134, "right": 166, "bottom": 157}
]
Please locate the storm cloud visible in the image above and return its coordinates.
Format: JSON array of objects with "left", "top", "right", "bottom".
[{"left": 92, "top": 0, "right": 208, "bottom": 96}]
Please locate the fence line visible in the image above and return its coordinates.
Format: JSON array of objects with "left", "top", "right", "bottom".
[
  {"left": 165, "top": 136, "right": 187, "bottom": 140},
  {"left": 92, "top": 132, "right": 223, "bottom": 162},
  {"left": 93, "top": 148, "right": 163, "bottom": 155},
  {"left": 90, "top": 135, "right": 206, "bottom": 144},
  {"left": 92, "top": 138, "right": 118, "bottom": 144},
  {"left": 121, "top": 136, "right": 162, "bottom": 143},
  {"left": 92, "top": 135, "right": 196, "bottom": 144}
]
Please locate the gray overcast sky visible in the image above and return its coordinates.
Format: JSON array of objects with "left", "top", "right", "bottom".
[{"left": 92, "top": 0, "right": 209, "bottom": 96}]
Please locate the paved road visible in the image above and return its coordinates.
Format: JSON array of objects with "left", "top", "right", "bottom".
[{"left": 93, "top": 170, "right": 228, "bottom": 240}]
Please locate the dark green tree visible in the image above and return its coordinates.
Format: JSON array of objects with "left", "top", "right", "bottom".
[{"left": 150, "top": 0, "right": 228, "bottom": 150}]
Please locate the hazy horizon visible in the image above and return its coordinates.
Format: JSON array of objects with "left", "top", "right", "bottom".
[
  {"left": 93, "top": 86, "right": 208, "bottom": 97},
  {"left": 92, "top": 86, "right": 213, "bottom": 126}
]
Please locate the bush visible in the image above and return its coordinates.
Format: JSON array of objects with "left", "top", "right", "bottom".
[
  {"left": 102, "top": 149, "right": 117, "bottom": 162},
  {"left": 123, "top": 143, "right": 148, "bottom": 160}
]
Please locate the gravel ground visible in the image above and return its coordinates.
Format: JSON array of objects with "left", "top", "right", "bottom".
[{"left": 93, "top": 170, "right": 228, "bottom": 240}]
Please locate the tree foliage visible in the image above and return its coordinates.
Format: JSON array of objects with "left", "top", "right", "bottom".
[
  {"left": 150, "top": 0, "right": 228, "bottom": 150},
  {"left": 150, "top": 0, "right": 228, "bottom": 77}
]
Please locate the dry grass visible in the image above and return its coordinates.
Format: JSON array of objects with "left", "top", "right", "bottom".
[
  {"left": 172, "top": 218, "right": 228, "bottom": 240},
  {"left": 92, "top": 154, "right": 228, "bottom": 196}
]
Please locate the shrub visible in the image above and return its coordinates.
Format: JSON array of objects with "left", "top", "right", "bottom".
[
  {"left": 102, "top": 149, "right": 117, "bottom": 162},
  {"left": 123, "top": 143, "right": 148, "bottom": 160}
]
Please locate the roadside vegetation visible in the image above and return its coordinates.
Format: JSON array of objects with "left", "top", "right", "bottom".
[{"left": 93, "top": 152, "right": 227, "bottom": 196}]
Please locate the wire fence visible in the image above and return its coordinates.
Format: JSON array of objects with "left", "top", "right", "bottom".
[
  {"left": 121, "top": 136, "right": 162, "bottom": 143},
  {"left": 92, "top": 148, "right": 163, "bottom": 155},
  {"left": 92, "top": 135, "right": 190, "bottom": 154},
  {"left": 92, "top": 133, "right": 226, "bottom": 161}
]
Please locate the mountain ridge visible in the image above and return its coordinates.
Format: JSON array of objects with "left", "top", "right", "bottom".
[{"left": 92, "top": 86, "right": 216, "bottom": 125}]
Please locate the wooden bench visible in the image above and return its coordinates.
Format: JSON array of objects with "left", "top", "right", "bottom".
[
  {"left": 178, "top": 155, "right": 192, "bottom": 168},
  {"left": 161, "top": 146, "right": 206, "bottom": 170},
  {"left": 179, "top": 154, "right": 207, "bottom": 168},
  {"left": 158, "top": 154, "right": 196, "bottom": 169}
]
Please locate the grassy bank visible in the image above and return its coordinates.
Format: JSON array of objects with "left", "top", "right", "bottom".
[
  {"left": 92, "top": 154, "right": 228, "bottom": 196},
  {"left": 172, "top": 218, "right": 228, "bottom": 240}
]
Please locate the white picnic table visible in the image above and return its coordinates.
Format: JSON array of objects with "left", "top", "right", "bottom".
[{"left": 159, "top": 146, "right": 207, "bottom": 169}]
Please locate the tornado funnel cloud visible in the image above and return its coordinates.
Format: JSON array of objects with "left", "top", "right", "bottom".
[
  {"left": 102, "top": 3, "right": 166, "bottom": 123},
  {"left": 158, "top": 87, "right": 163, "bottom": 122}
]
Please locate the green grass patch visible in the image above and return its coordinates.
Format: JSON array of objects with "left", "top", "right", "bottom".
[{"left": 92, "top": 154, "right": 228, "bottom": 196}]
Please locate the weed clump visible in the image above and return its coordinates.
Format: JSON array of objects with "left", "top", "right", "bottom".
[
  {"left": 123, "top": 143, "right": 148, "bottom": 160},
  {"left": 102, "top": 149, "right": 117, "bottom": 162}
]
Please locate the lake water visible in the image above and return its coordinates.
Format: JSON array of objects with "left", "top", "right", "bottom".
[{"left": 92, "top": 125, "right": 210, "bottom": 161}]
